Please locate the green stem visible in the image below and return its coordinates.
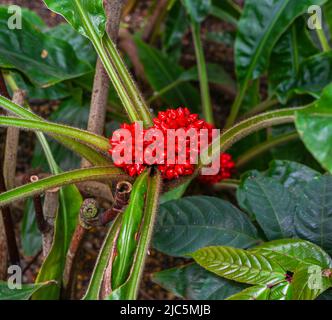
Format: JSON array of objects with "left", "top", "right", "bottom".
[
  {"left": 213, "top": 179, "right": 240, "bottom": 190},
  {"left": 315, "top": 21, "right": 330, "bottom": 52},
  {"left": 0, "top": 117, "right": 110, "bottom": 152},
  {"left": 191, "top": 22, "right": 214, "bottom": 125},
  {"left": 147, "top": 79, "right": 182, "bottom": 104},
  {"left": 0, "top": 166, "right": 128, "bottom": 208},
  {"left": 241, "top": 98, "right": 279, "bottom": 119},
  {"left": 73, "top": 0, "right": 152, "bottom": 127},
  {"left": 236, "top": 132, "right": 299, "bottom": 169},
  {"left": 225, "top": 84, "right": 247, "bottom": 128},
  {"left": 124, "top": 172, "right": 162, "bottom": 299},
  {"left": 200, "top": 106, "right": 307, "bottom": 167}
]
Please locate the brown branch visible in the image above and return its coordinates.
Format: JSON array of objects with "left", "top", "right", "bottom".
[
  {"left": 42, "top": 187, "right": 59, "bottom": 257},
  {"left": 3, "top": 90, "right": 26, "bottom": 190},
  {"left": 81, "top": 0, "right": 124, "bottom": 168},
  {"left": 0, "top": 212, "right": 7, "bottom": 280}
]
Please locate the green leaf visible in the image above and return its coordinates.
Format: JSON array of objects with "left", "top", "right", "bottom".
[
  {"left": 83, "top": 215, "right": 123, "bottom": 300},
  {"left": 268, "top": 18, "right": 319, "bottom": 102},
  {"left": 191, "top": 246, "right": 286, "bottom": 285},
  {"left": 0, "top": 166, "right": 126, "bottom": 208},
  {"left": 160, "top": 180, "right": 191, "bottom": 204},
  {"left": 0, "top": 116, "right": 110, "bottom": 152},
  {"left": 235, "top": 0, "right": 327, "bottom": 87},
  {"left": 181, "top": 0, "right": 211, "bottom": 23},
  {"left": 153, "top": 196, "right": 260, "bottom": 257},
  {"left": 294, "top": 175, "right": 332, "bottom": 255},
  {"left": 237, "top": 172, "right": 297, "bottom": 240},
  {"left": 0, "top": 8, "right": 92, "bottom": 87},
  {"left": 227, "top": 282, "right": 292, "bottom": 300},
  {"left": 265, "top": 160, "right": 321, "bottom": 190},
  {"left": 153, "top": 263, "right": 247, "bottom": 300},
  {"left": 46, "top": 23, "right": 97, "bottom": 66},
  {"left": 288, "top": 52, "right": 332, "bottom": 99},
  {"left": 135, "top": 36, "right": 200, "bottom": 111},
  {"left": 179, "top": 63, "right": 236, "bottom": 91},
  {"left": 33, "top": 184, "right": 82, "bottom": 299},
  {"left": 250, "top": 239, "right": 332, "bottom": 272},
  {"left": 112, "top": 171, "right": 149, "bottom": 290},
  {"left": 292, "top": 264, "right": 332, "bottom": 300},
  {"left": 210, "top": 0, "right": 241, "bottom": 25},
  {"left": 32, "top": 98, "right": 90, "bottom": 171},
  {"left": 0, "top": 281, "right": 56, "bottom": 300},
  {"left": 43, "top": 0, "right": 106, "bottom": 39},
  {"left": 21, "top": 199, "right": 42, "bottom": 257},
  {"left": 295, "top": 83, "right": 332, "bottom": 173}
]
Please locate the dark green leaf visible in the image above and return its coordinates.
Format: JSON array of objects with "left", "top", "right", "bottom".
[
  {"left": 265, "top": 160, "right": 321, "bottom": 190},
  {"left": 235, "top": 0, "right": 327, "bottom": 87},
  {"left": 250, "top": 239, "right": 332, "bottom": 272},
  {"left": 191, "top": 246, "right": 286, "bottom": 285},
  {"left": 160, "top": 180, "right": 190, "bottom": 204},
  {"left": 0, "top": 281, "right": 56, "bottom": 300},
  {"left": 32, "top": 98, "right": 90, "bottom": 171},
  {"left": 46, "top": 23, "right": 97, "bottom": 66},
  {"left": 153, "top": 196, "right": 260, "bottom": 257},
  {"left": 268, "top": 18, "right": 319, "bottom": 102},
  {"left": 153, "top": 263, "right": 246, "bottom": 300},
  {"left": 295, "top": 83, "right": 332, "bottom": 173},
  {"left": 21, "top": 199, "right": 42, "bottom": 257},
  {"left": 181, "top": 0, "right": 211, "bottom": 23},
  {"left": 43, "top": 0, "right": 106, "bottom": 39},
  {"left": 294, "top": 176, "right": 332, "bottom": 255},
  {"left": 135, "top": 36, "right": 200, "bottom": 111},
  {"left": 237, "top": 172, "right": 297, "bottom": 240},
  {"left": 210, "top": 0, "right": 241, "bottom": 25},
  {"left": 0, "top": 8, "right": 92, "bottom": 87}
]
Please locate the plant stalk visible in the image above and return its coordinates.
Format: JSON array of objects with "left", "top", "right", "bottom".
[{"left": 191, "top": 22, "right": 214, "bottom": 125}]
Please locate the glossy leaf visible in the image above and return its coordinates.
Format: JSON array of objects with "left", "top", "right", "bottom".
[
  {"left": 153, "top": 263, "right": 246, "bottom": 300},
  {"left": 294, "top": 176, "right": 332, "bottom": 255},
  {"left": 235, "top": 0, "right": 327, "bottom": 87},
  {"left": 112, "top": 171, "right": 149, "bottom": 289},
  {"left": 292, "top": 264, "right": 332, "bottom": 300},
  {"left": 21, "top": 199, "right": 42, "bottom": 257},
  {"left": 0, "top": 8, "right": 92, "bottom": 87},
  {"left": 250, "top": 239, "right": 332, "bottom": 272},
  {"left": 210, "top": 0, "right": 241, "bottom": 25},
  {"left": 47, "top": 23, "right": 97, "bottom": 66},
  {"left": 191, "top": 246, "right": 286, "bottom": 285},
  {"left": 237, "top": 172, "right": 297, "bottom": 240},
  {"left": 160, "top": 180, "right": 191, "bottom": 204},
  {"left": 0, "top": 281, "right": 56, "bottom": 300},
  {"left": 135, "top": 36, "right": 200, "bottom": 111},
  {"left": 43, "top": 0, "right": 106, "bottom": 39},
  {"left": 153, "top": 196, "right": 260, "bottom": 257},
  {"left": 288, "top": 52, "right": 332, "bottom": 99},
  {"left": 181, "top": 0, "right": 211, "bottom": 23},
  {"left": 265, "top": 160, "right": 321, "bottom": 190},
  {"left": 227, "top": 282, "right": 292, "bottom": 300},
  {"left": 295, "top": 84, "right": 332, "bottom": 173},
  {"left": 268, "top": 18, "right": 319, "bottom": 102}
]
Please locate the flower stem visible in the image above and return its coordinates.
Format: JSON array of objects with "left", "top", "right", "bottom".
[{"left": 191, "top": 22, "right": 214, "bottom": 125}]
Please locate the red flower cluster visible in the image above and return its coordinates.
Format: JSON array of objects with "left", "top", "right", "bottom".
[{"left": 109, "top": 107, "right": 235, "bottom": 183}]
